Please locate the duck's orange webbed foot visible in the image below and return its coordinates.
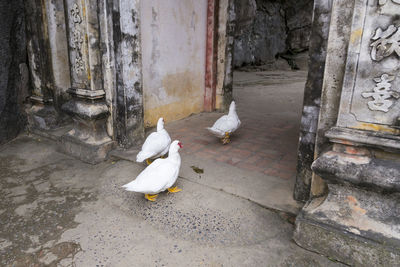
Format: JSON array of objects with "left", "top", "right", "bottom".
[
  {"left": 221, "top": 132, "right": 230, "bottom": 145},
  {"left": 145, "top": 194, "right": 158, "bottom": 201},
  {"left": 167, "top": 186, "right": 182, "bottom": 193}
]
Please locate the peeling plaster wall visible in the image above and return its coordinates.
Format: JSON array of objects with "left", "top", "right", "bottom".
[
  {"left": 0, "top": 0, "right": 28, "bottom": 145},
  {"left": 141, "top": 0, "right": 207, "bottom": 127}
]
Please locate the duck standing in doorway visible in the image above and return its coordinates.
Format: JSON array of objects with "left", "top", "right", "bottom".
[{"left": 207, "top": 101, "right": 241, "bottom": 144}]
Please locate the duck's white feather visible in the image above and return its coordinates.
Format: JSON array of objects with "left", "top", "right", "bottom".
[
  {"left": 136, "top": 130, "right": 171, "bottom": 162},
  {"left": 136, "top": 118, "right": 171, "bottom": 162},
  {"left": 207, "top": 101, "right": 241, "bottom": 138},
  {"left": 124, "top": 140, "right": 182, "bottom": 194},
  {"left": 122, "top": 159, "right": 179, "bottom": 194}
]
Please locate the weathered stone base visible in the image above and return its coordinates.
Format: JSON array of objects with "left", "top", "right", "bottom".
[
  {"left": 294, "top": 185, "right": 400, "bottom": 266},
  {"left": 26, "top": 104, "right": 70, "bottom": 131},
  {"left": 294, "top": 214, "right": 400, "bottom": 266},
  {"left": 60, "top": 97, "right": 115, "bottom": 164},
  {"left": 61, "top": 134, "right": 115, "bottom": 164}
]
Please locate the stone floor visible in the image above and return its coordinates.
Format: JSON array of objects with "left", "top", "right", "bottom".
[
  {"left": 0, "top": 134, "right": 343, "bottom": 266},
  {"left": 0, "top": 70, "right": 345, "bottom": 266},
  {"left": 114, "top": 70, "right": 307, "bottom": 214},
  {"left": 169, "top": 70, "right": 307, "bottom": 180}
]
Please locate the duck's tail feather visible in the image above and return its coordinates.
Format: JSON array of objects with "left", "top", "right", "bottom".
[
  {"left": 206, "top": 127, "right": 224, "bottom": 138},
  {"left": 122, "top": 180, "right": 138, "bottom": 191},
  {"left": 136, "top": 151, "right": 154, "bottom": 162}
]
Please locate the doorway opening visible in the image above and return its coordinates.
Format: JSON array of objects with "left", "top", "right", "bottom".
[
  {"left": 134, "top": 0, "right": 315, "bottom": 213},
  {"left": 228, "top": 0, "right": 313, "bottom": 201}
]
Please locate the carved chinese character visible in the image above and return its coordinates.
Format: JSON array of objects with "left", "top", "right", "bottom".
[
  {"left": 70, "top": 3, "right": 85, "bottom": 75},
  {"left": 370, "top": 25, "right": 400, "bottom": 61},
  {"left": 71, "top": 29, "right": 83, "bottom": 49},
  {"left": 74, "top": 53, "right": 85, "bottom": 74},
  {"left": 362, "top": 74, "right": 400, "bottom": 112},
  {"left": 71, "top": 3, "right": 82, "bottom": 24}
]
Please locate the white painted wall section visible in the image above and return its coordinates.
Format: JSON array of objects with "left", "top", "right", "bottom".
[{"left": 141, "top": 0, "right": 207, "bottom": 127}]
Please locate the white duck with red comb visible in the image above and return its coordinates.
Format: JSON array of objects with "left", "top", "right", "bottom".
[
  {"left": 123, "top": 140, "right": 183, "bottom": 202},
  {"left": 207, "top": 101, "right": 241, "bottom": 144},
  {"left": 136, "top": 117, "right": 171, "bottom": 164}
]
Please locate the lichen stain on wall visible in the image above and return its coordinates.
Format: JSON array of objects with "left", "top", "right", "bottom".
[
  {"left": 144, "top": 71, "right": 203, "bottom": 128},
  {"left": 354, "top": 123, "right": 400, "bottom": 135}
]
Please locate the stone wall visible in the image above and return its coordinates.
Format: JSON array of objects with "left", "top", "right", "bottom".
[
  {"left": 294, "top": 1, "right": 400, "bottom": 264},
  {"left": 233, "top": 0, "right": 314, "bottom": 67},
  {"left": 0, "top": 0, "right": 28, "bottom": 145}
]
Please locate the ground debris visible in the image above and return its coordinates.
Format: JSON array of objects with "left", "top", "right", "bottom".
[{"left": 190, "top": 166, "right": 204, "bottom": 174}]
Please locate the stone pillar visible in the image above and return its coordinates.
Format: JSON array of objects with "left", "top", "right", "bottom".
[
  {"left": 294, "top": 0, "right": 400, "bottom": 265},
  {"left": 44, "top": 0, "right": 72, "bottom": 111},
  {"left": 216, "top": 0, "right": 235, "bottom": 112},
  {"left": 294, "top": 0, "right": 333, "bottom": 202},
  {"left": 113, "top": 0, "right": 144, "bottom": 147},
  {"left": 61, "top": 0, "right": 115, "bottom": 164},
  {"left": 204, "top": 0, "right": 219, "bottom": 112},
  {"left": 24, "top": 0, "right": 64, "bottom": 131}
]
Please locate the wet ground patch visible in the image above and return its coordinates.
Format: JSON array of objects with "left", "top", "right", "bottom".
[{"left": 0, "top": 154, "right": 96, "bottom": 265}]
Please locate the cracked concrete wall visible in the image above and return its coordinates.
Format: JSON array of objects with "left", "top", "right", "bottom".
[
  {"left": 140, "top": 0, "right": 208, "bottom": 127},
  {"left": 233, "top": 0, "right": 313, "bottom": 67},
  {"left": 0, "top": 0, "right": 28, "bottom": 145}
]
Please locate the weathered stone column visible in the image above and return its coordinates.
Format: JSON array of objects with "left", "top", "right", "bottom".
[
  {"left": 294, "top": 0, "right": 400, "bottom": 265},
  {"left": 216, "top": 0, "right": 235, "bottom": 112},
  {"left": 44, "top": 0, "right": 72, "bottom": 111},
  {"left": 112, "top": 0, "right": 144, "bottom": 147},
  {"left": 294, "top": 0, "right": 333, "bottom": 202},
  {"left": 61, "top": 0, "right": 115, "bottom": 164},
  {"left": 24, "top": 0, "right": 64, "bottom": 131}
]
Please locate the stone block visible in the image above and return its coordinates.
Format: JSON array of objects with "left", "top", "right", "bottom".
[
  {"left": 26, "top": 104, "right": 70, "bottom": 131},
  {"left": 61, "top": 133, "right": 115, "bottom": 164},
  {"left": 294, "top": 184, "right": 400, "bottom": 266}
]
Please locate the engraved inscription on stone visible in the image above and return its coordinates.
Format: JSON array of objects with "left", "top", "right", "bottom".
[
  {"left": 370, "top": 25, "right": 400, "bottom": 61},
  {"left": 71, "top": 30, "right": 83, "bottom": 49},
  {"left": 336, "top": 0, "right": 400, "bottom": 127},
  {"left": 378, "top": 0, "right": 400, "bottom": 6},
  {"left": 71, "top": 3, "right": 82, "bottom": 24},
  {"left": 70, "top": 3, "right": 85, "bottom": 74},
  {"left": 362, "top": 74, "right": 400, "bottom": 112}
]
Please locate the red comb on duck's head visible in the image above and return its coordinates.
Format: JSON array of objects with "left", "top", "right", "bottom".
[{"left": 178, "top": 142, "right": 183, "bottom": 148}]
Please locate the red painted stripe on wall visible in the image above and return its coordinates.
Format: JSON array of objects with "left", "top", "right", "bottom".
[{"left": 204, "top": 0, "right": 218, "bottom": 112}]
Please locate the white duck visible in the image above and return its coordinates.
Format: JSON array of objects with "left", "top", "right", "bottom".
[
  {"left": 207, "top": 101, "right": 241, "bottom": 144},
  {"left": 123, "top": 140, "right": 183, "bottom": 202},
  {"left": 136, "top": 117, "right": 171, "bottom": 165}
]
